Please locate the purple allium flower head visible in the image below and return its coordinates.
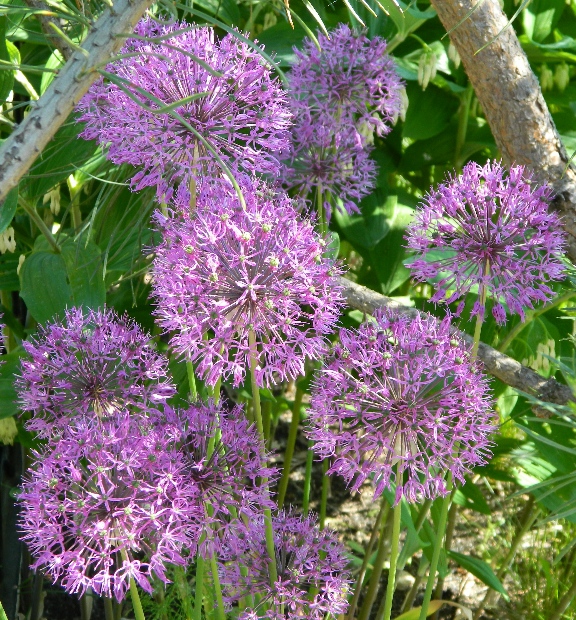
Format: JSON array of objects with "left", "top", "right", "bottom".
[
  {"left": 151, "top": 178, "right": 344, "bottom": 387},
  {"left": 16, "top": 307, "right": 175, "bottom": 437},
  {"left": 307, "top": 310, "right": 494, "bottom": 504},
  {"left": 18, "top": 419, "right": 201, "bottom": 600},
  {"left": 281, "top": 113, "right": 377, "bottom": 218},
  {"left": 77, "top": 18, "right": 291, "bottom": 203},
  {"left": 288, "top": 24, "right": 403, "bottom": 137},
  {"left": 220, "top": 510, "right": 351, "bottom": 620},
  {"left": 405, "top": 161, "right": 566, "bottom": 323},
  {"left": 161, "top": 401, "right": 277, "bottom": 555}
]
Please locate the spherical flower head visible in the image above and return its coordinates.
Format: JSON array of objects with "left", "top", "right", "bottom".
[
  {"left": 18, "top": 421, "right": 201, "bottom": 600},
  {"left": 281, "top": 113, "right": 377, "bottom": 219},
  {"left": 219, "top": 510, "right": 351, "bottom": 619},
  {"left": 77, "top": 18, "right": 292, "bottom": 203},
  {"left": 162, "top": 401, "right": 277, "bottom": 556},
  {"left": 405, "top": 161, "right": 566, "bottom": 323},
  {"left": 307, "top": 310, "right": 495, "bottom": 504},
  {"left": 288, "top": 23, "right": 403, "bottom": 137},
  {"left": 16, "top": 307, "right": 175, "bottom": 437},
  {"left": 151, "top": 179, "right": 344, "bottom": 387}
]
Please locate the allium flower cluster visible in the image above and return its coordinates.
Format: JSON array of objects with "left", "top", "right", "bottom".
[
  {"left": 162, "top": 401, "right": 277, "bottom": 555},
  {"left": 406, "top": 161, "right": 566, "bottom": 323},
  {"left": 16, "top": 307, "right": 175, "bottom": 437},
  {"left": 307, "top": 310, "right": 494, "bottom": 503},
  {"left": 220, "top": 510, "right": 351, "bottom": 620},
  {"left": 151, "top": 179, "right": 343, "bottom": 387},
  {"left": 18, "top": 418, "right": 201, "bottom": 600},
  {"left": 288, "top": 24, "right": 403, "bottom": 136},
  {"left": 282, "top": 24, "right": 403, "bottom": 217},
  {"left": 77, "top": 18, "right": 291, "bottom": 203}
]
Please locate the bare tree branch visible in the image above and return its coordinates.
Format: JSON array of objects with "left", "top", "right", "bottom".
[
  {"left": 22, "top": 0, "right": 74, "bottom": 61},
  {"left": 340, "top": 277, "right": 575, "bottom": 406},
  {"left": 430, "top": 0, "right": 576, "bottom": 263},
  {"left": 0, "top": 0, "right": 153, "bottom": 203}
]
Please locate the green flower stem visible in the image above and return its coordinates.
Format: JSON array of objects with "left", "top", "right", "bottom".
[
  {"left": 129, "top": 577, "right": 146, "bottom": 620},
  {"left": 378, "top": 498, "right": 402, "bottom": 620},
  {"left": 316, "top": 183, "right": 326, "bottom": 237},
  {"left": 278, "top": 386, "right": 304, "bottom": 508},
  {"left": 210, "top": 553, "right": 226, "bottom": 620},
  {"left": 263, "top": 400, "right": 271, "bottom": 444},
  {"left": 498, "top": 290, "right": 576, "bottom": 354},
  {"left": 186, "top": 361, "right": 198, "bottom": 403},
  {"left": 471, "top": 265, "right": 489, "bottom": 360},
  {"left": 19, "top": 196, "right": 61, "bottom": 253},
  {"left": 174, "top": 566, "right": 194, "bottom": 620},
  {"left": 357, "top": 499, "right": 392, "bottom": 620},
  {"left": 431, "top": 496, "right": 458, "bottom": 620},
  {"left": 302, "top": 441, "right": 314, "bottom": 515},
  {"left": 397, "top": 498, "right": 432, "bottom": 570},
  {"left": 346, "top": 496, "right": 390, "bottom": 620},
  {"left": 193, "top": 555, "right": 205, "bottom": 620},
  {"left": 400, "top": 556, "right": 429, "bottom": 614},
  {"left": 417, "top": 473, "right": 454, "bottom": 620},
  {"left": 319, "top": 458, "right": 329, "bottom": 530},
  {"left": 103, "top": 597, "right": 115, "bottom": 620},
  {"left": 248, "top": 328, "right": 278, "bottom": 587}
]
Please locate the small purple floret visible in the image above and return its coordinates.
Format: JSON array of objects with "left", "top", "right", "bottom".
[
  {"left": 77, "top": 18, "right": 291, "bottom": 203},
  {"left": 219, "top": 510, "right": 351, "bottom": 619},
  {"left": 405, "top": 161, "right": 566, "bottom": 323},
  {"left": 151, "top": 179, "right": 344, "bottom": 387},
  {"left": 307, "top": 310, "right": 495, "bottom": 503},
  {"left": 16, "top": 307, "right": 175, "bottom": 437}
]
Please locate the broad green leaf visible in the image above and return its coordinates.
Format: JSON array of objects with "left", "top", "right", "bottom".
[
  {"left": 0, "top": 347, "right": 21, "bottom": 419},
  {"left": 256, "top": 21, "right": 313, "bottom": 67},
  {"left": 0, "top": 253, "right": 20, "bottom": 291},
  {"left": 19, "top": 251, "right": 73, "bottom": 324},
  {"left": 523, "top": 0, "right": 565, "bottom": 43},
  {"left": 378, "top": 0, "right": 435, "bottom": 39},
  {"left": 40, "top": 49, "right": 64, "bottom": 95},
  {"left": 0, "top": 185, "right": 17, "bottom": 233},
  {"left": 192, "top": 0, "right": 240, "bottom": 25},
  {"left": 334, "top": 191, "right": 392, "bottom": 250},
  {"left": 0, "top": 16, "right": 14, "bottom": 102},
  {"left": 447, "top": 551, "right": 509, "bottom": 600},
  {"left": 394, "top": 600, "right": 472, "bottom": 620},
  {"left": 453, "top": 478, "right": 491, "bottom": 515},
  {"left": 61, "top": 237, "right": 106, "bottom": 312},
  {"left": 403, "top": 83, "right": 459, "bottom": 141}
]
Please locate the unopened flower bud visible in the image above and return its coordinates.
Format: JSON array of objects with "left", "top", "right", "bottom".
[
  {"left": 554, "top": 62, "right": 570, "bottom": 92},
  {"left": 539, "top": 64, "right": 554, "bottom": 92},
  {"left": 418, "top": 50, "right": 437, "bottom": 91},
  {"left": 447, "top": 42, "right": 461, "bottom": 69}
]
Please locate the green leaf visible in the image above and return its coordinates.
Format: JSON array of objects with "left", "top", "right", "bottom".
[
  {"left": 192, "top": 0, "right": 240, "bottom": 25},
  {"left": 0, "top": 253, "right": 20, "bottom": 291},
  {"left": 523, "top": 0, "right": 565, "bottom": 43},
  {"left": 0, "top": 347, "right": 21, "bottom": 419},
  {"left": 61, "top": 236, "right": 106, "bottom": 312},
  {"left": 40, "top": 48, "right": 64, "bottom": 95},
  {"left": 24, "top": 122, "right": 97, "bottom": 200},
  {"left": 403, "top": 83, "right": 459, "bottom": 141},
  {"left": 453, "top": 478, "right": 491, "bottom": 515},
  {"left": 447, "top": 551, "right": 509, "bottom": 600},
  {"left": 0, "top": 16, "right": 14, "bottom": 101},
  {"left": 334, "top": 191, "right": 392, "bottom": 250},
  {"left": 0, "top": 185, "right": 17, "bottom": 233},
  {"left": 19, "top": 251, "right": 72, "bottom": 324}
]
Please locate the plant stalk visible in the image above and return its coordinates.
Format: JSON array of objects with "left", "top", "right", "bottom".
[{"left": 278, "top": 387, "right": 304, "bottom": 509}]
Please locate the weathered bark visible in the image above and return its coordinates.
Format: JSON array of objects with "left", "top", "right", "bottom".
[
  {"left": 0, "top": 0, "right": 153, "bottom": 203},
  {"left": 340, "top": 277, "right": 575, "bottom": 406},
  {"left": 430, "top": 0, "right": 576, "bottom": 263}
]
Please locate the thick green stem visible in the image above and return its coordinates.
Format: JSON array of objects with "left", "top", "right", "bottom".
[
  {"left": 378, "top": 499, "right": 402, "bottom": 620},
  {"left": 471, "top": 264, "right": 489, "bottom": 360},
  {"left": 186, "top": 360, "right": 198, "bottom": 403},
  {"left": 346, "top": 497, "right": 390, "bottom": 620},
  {"left": 19, "top": 196, "right": 61, "bottom": 253},
  {"left": 193, "top": 552, "right": 205, "bottom": 620},
  {"left": 431, "top": 498, "right": 458, "bottom": 620},
  {"left": 357, "top": 501, "right": 391, "bottom": 620},
  {"left": 103, "top": 597, "right": 115, "bottom": 620},
  {"left": 417, "top": 475, "right": 453, "bottom": 620},
  {"left": 302, "top": 441, "right": 314, "bottom": 515},
  {"left": 129, "top": 578, "right": 146, "bottom": 620},
  {"left": 189, "top": 143, "right": 199, "bottom": 212},
  {"left": 209, "top": 554, "right": 226, "bottom": 620},
  {"left": 278, "top": 387, "right": 303, "bottom": 508},
  {"left": 248, "top": 328, "right": 278, "bottom": 587},
  {"left": 316, "top": 183, "right": 326, "bottom": 237},
  {"left": 319, "top": 458, "right": 329, "bottom": 530},
  {"left": 174, "top": 566, "right": 194, "bottom": 620}
]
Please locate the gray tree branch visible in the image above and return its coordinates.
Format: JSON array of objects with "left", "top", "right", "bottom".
[
  {"left": 0, "top": 0, "right": 153, "bottom": 201},
  {"left": 340, "top": 277, "right": 575, "bottom": 406},
  {"left": 430, "top": 0, "right": 576, "bottom": 263}
]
